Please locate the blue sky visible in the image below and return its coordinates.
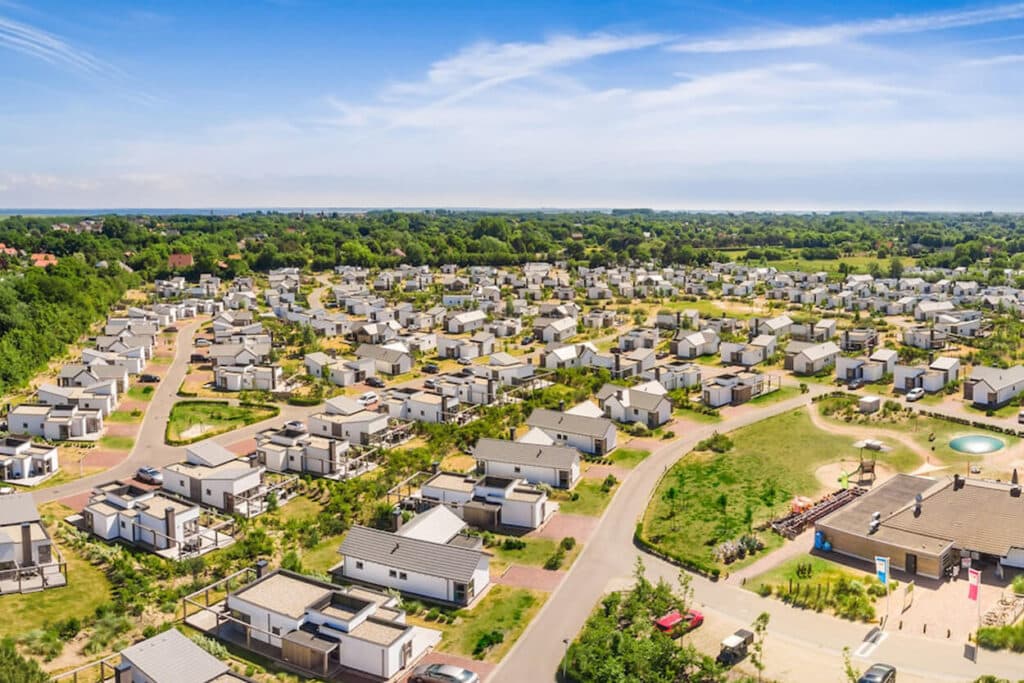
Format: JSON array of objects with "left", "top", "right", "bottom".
[{"left": 3, "top": 0, "right": 1024, "bottom": 210}]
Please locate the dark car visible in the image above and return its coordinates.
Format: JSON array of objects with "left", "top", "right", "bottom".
[
  {"left": 847, "top": 378, "right": 865, "bottom": 390},
  {"left": 521, "top": 335, "right": 534, "bottom": 345},
  {"left": 135, "top": 466, "right": 163, "bottom": 485},
  {"left": 139, "top": 374, "right": 160, "bottom": 383},
  {"left": 409, "top": 663, "right": 479, "bottom": 683},
  {"left": 365, "top": 376, "right": 385, "bottom": 388},
  {"left": 858, "top": 663, "right": 896, "bottom": 683},
  {"left": 423, "top": 363, "right": 440, "bottom": 374}
]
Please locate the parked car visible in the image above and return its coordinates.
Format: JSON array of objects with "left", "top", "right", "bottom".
[
  {"left": 195, "top": 338, "right": 212, "bottom": 347},
  {"left": 424, "top": 378, "right": 438, "bottom": 390},
  {"left": 858, "top": 663, "right": 897, "bottom": 683},
  {"left": 358, "top": 391, "right": 378, "bottom": 406},
  {"left": 847, "top": 378, "right": 865, "bottom": 390},
  {"left": 284, "top": 420, "right": 306, "bottom": 432},
  {"left": 905, "top": 387, "right": 925, "bottom": 402},
  {"left": 716, "top": 628, "right": 754, "bottom": 667},
  {"left": 409, "top": 663, "right": 479, "bottom": 683},
  {"left": 423, "top": 363, "right": 440, "bottom": 374},
  {"left": 1017, "top": 409, "right": 1024, "bottom": 425},
  {"left": 165, "top": 326, "right": 179, "bottom": 333},
  {"left": 190, "top": 354, "right": 207, "bottom": 363},
  {"left": 139, "top": 374, "right": 160, "bottom": 383},
  {"left": 654, "top": 608, "right": 704, "bottom": 636},
  {"left": 365, "top": 376, "right": 385, "bottom": 388},
  {"left": 135, "top": 466, "right": 163, "bottom": 485},
  {"left": 457, "top": 357, "right": 473, "bottom": 366},
  {"left": 521, "top": 335, "right": 534, "bottom": 345}
]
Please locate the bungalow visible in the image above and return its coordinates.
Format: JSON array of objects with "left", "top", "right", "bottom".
[
  {"left": 222, "top": 567, "right": 434, "bottom": 679},
  {"left": 525, "top": 408, "right": 617, "bottom": 456},
  {"left": 447, "top": 310, "right": 487, "bottom": 334},
  {"left": 784, "top": 341, "right": 840, "bottom": 375},
  {"left": 902, "top": 326, "right": 948, "bottom": 351},
  {"left": 963, "top": 365, "right": 1024, "bottom": 409},
  {"left": 354, "top": 344, "right": 413, "bottom": 376},
  {"left": 37, "top": 381, "right": 117, "bottom": 417},
  {"left": 209, "top": 341, "right": 271, "bottom": 368},
  {"left": 596, "top": 381, "right": 671, "bottom": 428},
  {"left": 914, "top": 300, "right": 955, "bottom": 322},
  {"left": 419, "top": 471, "right": 549, "bottom": 530},
  {"left": 472, "top": 437, "right": 581, "bottom": 489},
  {"left": 584, "top": 308, "right": 617, "bottom": 329},
  {"left": 336, "top": 506, "right": 490, "bottom": 607},
  {"left": 839, "top": 328, "right": 879, "bottom": 352},
  {"left": 308, "top": 404, "right": 389, "bottom": 447},
  {"left": 836, "top": 348, "right": 898, "bottom": 383},
  {"left": 644, "top": 362, "right": 702, "bottom": 391},
  {"left": 8, "top": 403, "right": 103, "bottom": 441},
  {"left": 351, "top": 320, "right": 401, "bottom": 345},
  {"left": 0, "top": 437, "right": 59, "bottom": 485},
  {"left": 752, "top": 315, "right": 793, "bottom": 338},
  {"left": 215, "top": 364, "right": 282, "bottom": 392},
  {"left": 720, "top": 334, "right": 776, "bottom": 367},
  {"left": 117, "top": 628, "right": 251, "bottom": 683},
  {"left": 671, "top": 329, "right": 720, "bottom": 359},
  {"left": 59, "top": 362, "right": 130, "bottom": 394},
  {"left": 0, "top": 493, "right": 66, "bottom": 592},
  {"left": 162, "top": 442, "right": 267, "bottom": 516},
  {"left": 256, "top": 426, "right": 361, "bottom": 479},
  {"left": 82, "top": 481, "right": 231, "bottom": 559},
  {"left": 618, "top": 327, "right": 659, "bottom": 352},
  {"left": 536, "top": 317, "right": 577, "bottom": 344},
  {"left": 384, "top": 389, "right": 456, "bottom": 424},
  {"left": 702, "top": 372, "right": 772, "bottom": 408}
]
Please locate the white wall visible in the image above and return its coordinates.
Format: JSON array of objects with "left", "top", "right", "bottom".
[{"left": 343, "top": 556, "right": 453, "bottom": 603}]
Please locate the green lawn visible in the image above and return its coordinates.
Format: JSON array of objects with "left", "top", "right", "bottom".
[
  {"left": 166, "top": 401, "right": 278, "bottom": 444},
  {"left": 106, "top": 409, "right": 143, "bottom": 424},
  {"left": 0, "top": 543, "right": 112, "bottom": 638},
  {"left": 126, "top": 385, "right": 155, "bottom": 402},
  {"left": 642, "top": 409, "right": 919, "bottom": 572},
  {"left": 490, "top": 536, "right": 581, "bottom": 571},
  {"left": 744, "top": 553, "right": 884, "bottom": 621},
  {"left": 98, "top": 435, "right": 135, "bottom": 450},
  {"left": 747, "top": 385, "right": 801, "bottom": 406},
  {"left": 745, "top": 554, "right": 870, "bottom": 595},
  {"left": 673, "top": 407, "right": 722, "bottom": 424},
  {"left": 553, "top": 478, "right": 616, "bottom": 516},
  {"left": 608, "top": 448, "right": 650, "bottom": 469},
  {"left": 149, "top": 355, "right": 174, "bottom": 365},
  {"left": 429, "top": 586, "right": 547, "bottom": 662},
  {"left": 964, "top": 400, "right": 1022, "bottom": 419}
]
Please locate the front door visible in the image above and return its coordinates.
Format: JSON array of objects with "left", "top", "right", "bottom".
[
  {"left": 906, "top": 553, "right": 917, "bottom": 575},
  {"left": 37, "top": 544, "right": 52, "bottom": 564}
]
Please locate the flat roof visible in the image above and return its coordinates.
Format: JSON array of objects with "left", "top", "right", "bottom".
[
  {"left": 232, "top": 572, "right": 332, "bottom": 619},
  {"left": 350, "top": 618, "right": 409, "bottom": 646}
]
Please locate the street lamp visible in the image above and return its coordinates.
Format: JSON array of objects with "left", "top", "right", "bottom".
[{"left": 562, "top": 638, "right": 570, "bottom": 680}]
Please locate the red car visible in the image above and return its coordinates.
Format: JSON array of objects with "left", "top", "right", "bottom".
[{"left": 655, "top": 609, "right": 704, "bottom": 636}]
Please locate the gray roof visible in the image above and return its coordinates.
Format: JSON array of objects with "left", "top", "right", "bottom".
[
  {"left": 354, "top": 343, "right": 409, "bottom": 363},
  {"left": 0, "top": 493, "right": 40, "bottom": 526},
  {"left": 186, "top": 441, "right": 238, "bottom": 468},
  {"left": 120, "top": 628, "right": 229, "bottom": 683},
  {"left": 526, "top": 408, "right": 613, "bottom": 438},
  {"left": 340, "top": 525, "right": 485, "bottom": 583},
  {"left": 472, "top": 437, "right": 580, "bottom": 469},
  {"left": 596, "top": 384, "right": 668, "bottom": 412}
]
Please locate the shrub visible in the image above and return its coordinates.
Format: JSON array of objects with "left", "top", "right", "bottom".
[
  {"left": 560, "top": 536, "right": 577, "bottom": 551},
  {"left": 545, "top": 549, "right": 566, "bottom": 570},
  {"left": 501, "top": 538, "right": 527, "bottom": 551},
  {"left": 696, "top": 432, "right": 733, "bottom": 453},
  {"left": 601, "top": 474, "right": 618, "bottom": 493},
  {"left": 756, "top": 583, "right": 773, "bottom": 597},
  {"left": 472, "top": 629, "right": 505, "bottom": 657}
]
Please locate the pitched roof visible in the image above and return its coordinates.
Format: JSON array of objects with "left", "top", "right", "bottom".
[
  {"left": 526, "top": 408, "right": 613, "bottom": 438},
  {"left": 185, "top": 442, "right": 238, "bottom": 468},
  {"left": 472, "top": 437, "right": 580, "bottom": 468},
  {"left": 120, "top": 629, "right": 229, "bottom": 683},
  {"left": 340, "top": 525, "right": 485, "bottom": 582},
  {"left": 354, "top": 344, "right": 409, "bottom": 363},
  {"left": 0, "top": 493, "right": 40, "bottom": 526}
]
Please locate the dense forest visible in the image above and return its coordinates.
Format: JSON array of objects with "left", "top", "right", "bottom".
[
  {"left": 0, "top": 257, "right": 134, "bottom": 395},
  {"left": 1, "top": 211, "right": 1023, "bottom": 281}
]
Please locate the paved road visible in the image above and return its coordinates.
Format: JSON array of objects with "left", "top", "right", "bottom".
[{"left": 491, "top": 388, "right": 1024, "bottom": 683}]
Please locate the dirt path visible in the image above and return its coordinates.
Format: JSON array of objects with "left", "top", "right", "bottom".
[{"left": 805, "top": 404, "right": 929, "bottom": 470}]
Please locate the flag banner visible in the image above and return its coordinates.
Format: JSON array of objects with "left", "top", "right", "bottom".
[
  {"left": 875, "top": 556, "right": 889, "bottom": 585},
  {"left": 968, "top": 568, "right": 981, "bottom": 601}
]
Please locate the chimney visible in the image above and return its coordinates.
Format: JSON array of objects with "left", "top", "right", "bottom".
[
  {"left": 488, "top": 379, "right": 496, "bottom": 403},
  {"left": 255, "top": 559, "right": 269, "bottom": 578},
  {"left": 165, "top": 507, "right": 176, "bottom": 549},
  {"left": 559, "top": 400, "right": 565, "bottom": 412},
  {"left": 1013, "top": 468, "right": 1019, "bottom": 486},
  {"left": 509, "top": 427, "right": 515, "bottom": 440},
  {"left": 431, "top": 461, "right": 440, "bottom": 474},
  {"left": 953, "top": 474, "right": 964, "bottom": 490},
  {"left": 614, "top": 353, "right": 621, "bottom": 374},
  {"left": 392, "top": 508, "right": 404, "bottom": 531},
  {"left": 114, "top": 661, "right": 132, "bottom": 683},
  {"left": 21, "top": 523, "right": 32, "bottom": 565}
]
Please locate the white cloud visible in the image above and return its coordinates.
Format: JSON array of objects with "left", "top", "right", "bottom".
[
  {"left": 962, "top": 52, "right": 1024, "bottom": 65},
  {"left": 0, "top": 14, "right": 113, "bottom": 76},
  {"left": 670, "top": 2, "right": 1024, "bottom": 53}
]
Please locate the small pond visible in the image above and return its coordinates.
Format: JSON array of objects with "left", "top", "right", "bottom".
[{"left": 949, "top": 434, "right": 1004, "bottom": 454}]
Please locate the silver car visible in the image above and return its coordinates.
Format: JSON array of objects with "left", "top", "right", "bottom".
[{"left": 409, "top": 663, "right": 479, "bottom": 683}]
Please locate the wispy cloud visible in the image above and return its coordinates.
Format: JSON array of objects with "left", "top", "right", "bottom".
[
  {"left": 963, "top": 52, "right": 1024, "bottom": 66},
  {"left": 670, "top": 2, "right": 1024, "bottom": 53},
  {"left": 0, "top": 13, "right": 115, "bottom": 76}
]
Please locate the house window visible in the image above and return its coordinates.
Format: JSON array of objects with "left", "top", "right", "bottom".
[
  {"left": 389, "top": 569, "right": 397, "bottom": 578},
  {"left": 271, "top": 626, "right": 280, "bottom": 636},
  {"left": 120, "top": 521, "right": 126, "bottom": 528},
  {"left": 355, "top": 561, "right": 364, "bottom": 570},
  {"left": 398, "top": 572, "right": 408, "bottom": 580},
  {"left": 514, "top": 466, "right": 521, "bottom": 473},
  {"left": 205, "top": 489, "right": 212, "bottom": 496}
]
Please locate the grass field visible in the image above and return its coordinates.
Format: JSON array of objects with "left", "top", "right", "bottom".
[
  {"left": 745, "top": 554, "right": 871, "bottom": 596},
  {"left": 98, "top": 435, "right": 135, "bottom": 451},
  {"left": 748, "top": 385, "right": 801, "bottom": 406},
  {"left": 490, "top": 536, "right": 581, "bottom": 572},
  {"left": 426, "top": 586, "right": 546, "bottom": 662},
  {"left": 0, "top": 538, "right": 112, "bottom": 638},
  {"left": 608, "top": 448, "right": 650, "bottom": 469},
  {"left": 552, "top": 478, "right": 616, "bottom": 516},
  {"left": 642, "top": 409, "right": 920, "bottom": 571},
  {"left": 166, "top": 401, "right": 278, "bottom": 444},
  {"left": 106, "top": 409, "right": 143, "bottom": 424},
  {"left": 126, "top": 385, "right": 155, "bottom": 402}
]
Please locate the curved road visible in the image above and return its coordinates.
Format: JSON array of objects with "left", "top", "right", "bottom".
[{"left": 491, "top": 391, "right": 1024, "bottom": 683}]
